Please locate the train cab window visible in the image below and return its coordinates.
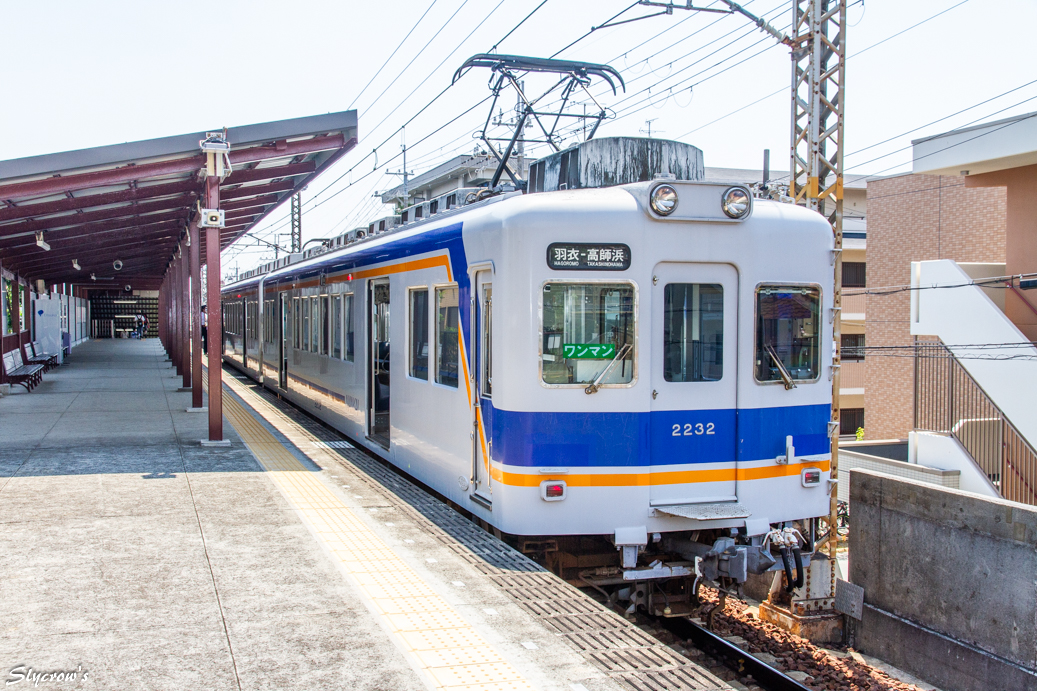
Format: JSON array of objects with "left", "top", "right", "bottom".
[
  {"left": 541, "top": 282, "right": 635, "bottom": 386},
  {"left": 344, "top": 294, "right": 355, "bottom": 362},
  {"left": 664, "top": 284, "right": 723, "bottom": 382},
  {"left": 435, "top": 286, "right": 459, "bottom": 388},
  {"left": 332, "top": 296, "right": 342, "bottom": 359},
  {"left": 755, "top": 285, "right": 821, "bottom": 383},
  {"left": 409, "top": 289, "right": 429, "bottom": 380}
]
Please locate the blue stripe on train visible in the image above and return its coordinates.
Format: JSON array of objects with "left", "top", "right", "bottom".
[{"left": 482, "top": 401, "right": 830, "bottom": 467}]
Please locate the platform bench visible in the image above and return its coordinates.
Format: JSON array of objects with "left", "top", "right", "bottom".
[
  {"left": 3, "top": 350, "right": 44, "bottom": 392},
  {"left": 27, "top": 341, "right": 58, "bottom": 371}
]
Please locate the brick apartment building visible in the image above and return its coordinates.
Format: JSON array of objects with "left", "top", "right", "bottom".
[{"left": 862, "top": 174, "right": 1007, "bottom": 440}]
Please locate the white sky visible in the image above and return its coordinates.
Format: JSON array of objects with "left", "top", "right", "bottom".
[{"left": 2, "top": 0, "right": 1034, "bottom": 276}]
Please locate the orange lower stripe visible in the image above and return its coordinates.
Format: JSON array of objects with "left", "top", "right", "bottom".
[{"left": 492, "top": 460, "right": 830, "bottom": 488}]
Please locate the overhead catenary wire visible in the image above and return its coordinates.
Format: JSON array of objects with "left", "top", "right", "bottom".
[
  {"left": 346, "top": 0, "right": 440, "bottom": 111},
  {"left": 232, "top": 0, "right": 582, "bottom": 256}
]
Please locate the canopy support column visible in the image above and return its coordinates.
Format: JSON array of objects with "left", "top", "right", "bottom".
[
  {"left": 180, "top": 242, "right": 190, "bottom": 389},
  {"left": 172, "top": 256, "right": 181, "bottom": 373},
  {"left": 204, "top": 164, "right": 224, "bottom": 443},
  {"left": 190, "top": 220, "right": 203, "bottom": 409}
]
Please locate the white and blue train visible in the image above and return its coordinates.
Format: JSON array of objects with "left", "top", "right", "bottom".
[{"left": 222, "top": 137, "right": 834, "bottom": 603}]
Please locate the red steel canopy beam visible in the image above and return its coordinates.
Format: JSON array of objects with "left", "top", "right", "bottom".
[
  {"left": 7, "top": 232, "right": 182, "bottom": 268},
  {"left": 0, "top": 194, "right": 197, "bottom": 235},
  {"left": 222, "top": 161, "right": 315, "bottom": 186},
  {"left": 0, "top": 180, "right": 199, "bottom": 223},
  {"left": 0, "top": 136, "right": 341, "bottom": 201},
  {"left": 0, "top": 214, "right": 186, "bottom": 249},
  {"left": 219, "top": 179, "right": 296, "bottom": 200}
]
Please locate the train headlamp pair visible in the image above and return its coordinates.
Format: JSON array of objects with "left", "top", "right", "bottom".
[{"left": 649, "top": 184, "right": 751, "bottom": 219}]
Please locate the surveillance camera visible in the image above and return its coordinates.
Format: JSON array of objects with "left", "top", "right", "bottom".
[{"left": 113, "top": 259, "right": 123, "bottom": 271}]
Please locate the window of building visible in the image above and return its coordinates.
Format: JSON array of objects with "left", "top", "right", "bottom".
[
  {"left": 435, "top": 286, "right": 459, "bottom": 388},
  {"left": 842, "top": 333, "right": 865, "bottom": 361},
  {"left": 663, "top": 283, "right": 723, "bottom": 382},
  {"left": 332, "top": 296, "right": 342, "bottom": 359},
  {"left": 843, "top": 262, "right": 866, "bottom": 288},
  {"left": 755, "top": 285, "right": 821, "bottom": 383},
  {"left": 410, "top": 288, "right": 429, "bottom": 380},
  {"left": 541, "top": 282, "right": 635, "bottom": 386},
  {"left": 841, "top": 408, "right": 864, "bottom": 436},
  {"left": 344, "top": 294, "right": 355, "bottom": 362}
]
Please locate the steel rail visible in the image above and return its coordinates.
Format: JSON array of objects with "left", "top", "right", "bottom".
[{"left": 658, "top": 616, "right": 813, "bottom": 691}]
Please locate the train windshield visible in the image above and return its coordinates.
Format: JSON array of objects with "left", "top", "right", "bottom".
[
  {"left": 542, "top": 282, "right": 635, "bottom": 386},
  {"left": 755, "top": 285, "right": 821, "bottom": 383}
]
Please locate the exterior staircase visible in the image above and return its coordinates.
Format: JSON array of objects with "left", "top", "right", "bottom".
[{"left": 910, "top": 260, "right": 1037, "bottom": 506}]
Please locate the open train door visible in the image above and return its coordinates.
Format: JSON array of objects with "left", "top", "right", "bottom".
[{"left": 649, "top": 263, "right": 745, "bottom": 516}]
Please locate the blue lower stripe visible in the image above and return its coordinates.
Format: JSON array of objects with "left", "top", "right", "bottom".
[{"left": 484, "top": 402, "right": 831, "bottom": 468}]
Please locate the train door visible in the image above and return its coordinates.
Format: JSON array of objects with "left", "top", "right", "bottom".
[
  {"left": 368, "top": 279, "right": 391, "bottom": 448},
  {"left": 649, "top": 263, "right": 739, "bottom": 506},
  {"left": 472, "top": 271, "right": 493, "bottom": 501},
  {"left": 278, "top": 292, "right": 288, "bottom": 389}
]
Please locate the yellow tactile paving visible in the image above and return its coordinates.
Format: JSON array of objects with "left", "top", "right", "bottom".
[{"left": 218, "top": 380, "right": 535, "bottom": 691}]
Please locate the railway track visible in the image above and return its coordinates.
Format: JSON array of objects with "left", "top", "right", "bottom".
[
  {"left": 657, "top": 616, "right": 812, "bottom": 691},
  {"left": 230, "top": 371, "right": 923, "bottom": 691}
]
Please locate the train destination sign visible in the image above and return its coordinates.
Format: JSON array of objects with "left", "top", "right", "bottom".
[{"left": 547, "top": 243, "right": 631, "bottom": 271}]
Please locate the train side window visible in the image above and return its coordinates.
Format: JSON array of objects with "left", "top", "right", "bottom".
[
  {"left": 663, "top": 284, "right": 723, "bottom": 382},
  {"left": 293, "top": 297, "right": 300, "bottom": 349},
  {"left": 755, "top": 285, "right": 821, "bottom": 383},
  {"left": 302, "top": 297, "right": 310, "bottom": 351},
  {"left": 435, "top": 286, "right": 459, "bottom": 388},
  {"left": 332, "top": 296, "right": 342, "bottom": 359},
  {"left": 541, "top": 282, "right": 635, "bottom": 386},
  {"left": 409, "top": 288, "right": 429, "bottom": 380},
  {"left": 310, "top": 298, "right": 320, "bottom": 353},
  {"left": 344, "top": 294, "right": 355, "bottom": 362},
  {"left": 321, "top": 296, "right": 330, "bottom": 355}
]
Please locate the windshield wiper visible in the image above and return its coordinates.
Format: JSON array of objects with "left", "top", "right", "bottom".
[
  {"left": 585, "top": 344, "right": 632, "bottom": 394},
  {"left": 765, "top": 343, "right": 797, "bottom": 390}
]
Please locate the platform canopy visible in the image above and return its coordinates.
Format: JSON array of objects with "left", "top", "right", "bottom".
[{"left": 0, "top": 111, "right": 357, "bottom": 290}]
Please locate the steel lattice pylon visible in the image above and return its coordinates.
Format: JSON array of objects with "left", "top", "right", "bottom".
[
  {"left": 290, "top": 193, "right": 302, "bottom": 253},
  {"left": 789, "top": 0, "right": 846, "bottom": 562}
]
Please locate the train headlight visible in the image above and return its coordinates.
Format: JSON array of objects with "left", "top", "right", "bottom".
[
  {"left": 721, "top": 187, "right": 751, "bottom": 219},
  {"left": 650, "top": 184, "right": 678, "bottom": 216}
]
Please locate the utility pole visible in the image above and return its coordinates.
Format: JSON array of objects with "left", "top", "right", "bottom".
[
  {"left": 385, "top": 131, "right": 414, "bottom": 207},
  {"left": 642, "top": 0, "right": 847, "bottom": 627},
  {"left": 290, "top": 193, "right": 302, "bottom": 253},
  {"left": 788, "top": 0, "right": 846, "bottom": 566}
]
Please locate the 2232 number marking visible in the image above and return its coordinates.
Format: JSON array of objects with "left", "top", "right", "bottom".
[{"left": 672, "top": 422, "right": 715, "bottom": 437}]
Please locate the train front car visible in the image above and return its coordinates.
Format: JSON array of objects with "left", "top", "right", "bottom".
[{"left": 476, "top": 138, "right": 834, "bottom": 613}]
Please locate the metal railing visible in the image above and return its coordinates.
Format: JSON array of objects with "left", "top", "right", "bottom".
[{"left": 914, "top": 341, "right": 1037, "bottom": 506}]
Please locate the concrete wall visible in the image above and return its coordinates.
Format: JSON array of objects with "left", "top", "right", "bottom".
[
  {"left": 863, "top": 174, "right": 1005, "bottom": 441},
  {"left": 849, "top": 470, "right": 1037, "bottom": 691}
]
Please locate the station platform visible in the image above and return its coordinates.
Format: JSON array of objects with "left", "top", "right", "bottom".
[{"left": 0, "top": 339, "right": 732, "bottom": 691}]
